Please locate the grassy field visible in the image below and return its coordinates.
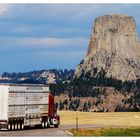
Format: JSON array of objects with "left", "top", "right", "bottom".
[
  {"left": 70, "top": 127, "right": 140, "bottom": 136},
  {"left": 58, "top": 111, "right": 140, "bottom": 127}
]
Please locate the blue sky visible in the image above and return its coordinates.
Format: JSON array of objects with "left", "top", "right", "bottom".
[{"left": 0, "top": 4, "right": 140, "bottom": 73}]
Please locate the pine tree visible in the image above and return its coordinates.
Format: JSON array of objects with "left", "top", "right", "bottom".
[
  {"left": 54, "top": 102, "right": 58, "bottom": 110},
  {"left": 83, "top": 102, "right": 88, "bottom": 112},
  {"left": 59, "top": 101, "right": 64, "bottom": 110},
  {"left": 88, "top": 100, "right": 91, "bottom": 108}
]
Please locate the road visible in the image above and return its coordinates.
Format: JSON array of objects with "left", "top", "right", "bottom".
[
  {"left": 0, "top": 124, "right": 111, "bottom": 137},
  {"left": 0, "top": 126, "right": 70, "bottom": 137}
]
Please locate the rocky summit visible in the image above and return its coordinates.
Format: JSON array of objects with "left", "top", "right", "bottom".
[{"left": 75, "top": 14, "right": 140, "bottom": 81}]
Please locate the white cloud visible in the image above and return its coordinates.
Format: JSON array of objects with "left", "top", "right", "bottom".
[
  {"left": 0, "top": 4, "right": 140, "bottom": 24},
  {"left": 0, "top": 4, "right": 11, "bottom": 16},
  {"left": 20, "top": 37, "right": 88, "bottom": 47},
  {"left": 0, "top": 37, "right": 89, "bottom": 50}
]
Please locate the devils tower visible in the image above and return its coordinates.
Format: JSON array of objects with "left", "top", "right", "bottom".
[{"left": 75, "top": 14, "right": 140, "bottom": 81}]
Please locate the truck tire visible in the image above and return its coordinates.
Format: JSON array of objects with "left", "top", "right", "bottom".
[
  {"left": 17, "top": 121, "right": 20, "bottom": 130},
  {"left": 12, "top": 122, "right": 14, "bottom": 130},
  {"left": 7, "top": 122, "right": 11, "bottom": 130},
  {"left": 47, "top": 122, "right": 50, "bottom": 128},
  {"left": 21, "top": 122, "right": 24, "bottom": 130},
  {"left": 15, "top": 121, "right": 17, "bottom": 130},
  {"left": 47, "top": 118, "right": 50, "bottom": 128},
  {"left": 54, "top": 124, "right": 59, "bottom": 128},
  {"left": 44, "top": 121, "right": 47, "bottom": 128},
  {"left": 41, "top": 121, "right": 45, "bottom": 128}
]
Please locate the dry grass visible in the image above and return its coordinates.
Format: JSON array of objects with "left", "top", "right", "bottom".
[{"left": 58, "top": 111, "right": 140, "bottom": 127}]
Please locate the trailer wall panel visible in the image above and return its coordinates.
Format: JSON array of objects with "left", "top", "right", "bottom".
[
  {"left": 9, "top": 105, "right": 25, "bottom": 118},
  {"left": 9, "top": 85, "right": 49, "bottom": 93},
  {"left": 25, "top": 93, "right": 49, "bottom": 105},
  {"left": 9, "top": 93, "right": 25, "bottom": 105},
  {"left": 0, "top": 86, "right": 9, "bottom": 120}
]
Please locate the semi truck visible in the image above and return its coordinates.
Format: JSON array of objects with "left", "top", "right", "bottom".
[{"left": 0, "top": 84, "right": 60, "bottom": 130}]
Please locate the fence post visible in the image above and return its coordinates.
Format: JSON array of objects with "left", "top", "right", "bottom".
[{"left": 76, "top": 117, "right": 78, "bottom": 131}]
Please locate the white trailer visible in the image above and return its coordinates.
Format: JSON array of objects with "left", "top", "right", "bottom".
[{"left": 0, "top": 84, "right": 60, "bottom": 130}]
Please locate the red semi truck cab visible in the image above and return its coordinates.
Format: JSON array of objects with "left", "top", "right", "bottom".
[{"left": 48, "top": 93, "right": 60, "bottom": 128}]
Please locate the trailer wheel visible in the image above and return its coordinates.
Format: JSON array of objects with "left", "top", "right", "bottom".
[
  {"left": 41, "top": 121, "right": 45, "bottom": 128},
  {"left": 7, "top": 122, "right": 11, "bottom": 130},
  {"left": 44, "top": 121, "right": 48, "bottom": 128},
  {"left": 20, "top": 120, "right": 22, "bottom": 130},
  {"left": 15, "top": 121, "right": 18, "bottom": 130},
  {"left": 21, "top": 121, "right": 24, "bottom": 130},
  {"left": 47, "top": 118, "right": 50, "bottom": 128},
  {"left": 17, "top": 121, "right": 20, "bottom": 130},
  {"left": 12, "top": 122, "right": 14, "bottom": 130}
]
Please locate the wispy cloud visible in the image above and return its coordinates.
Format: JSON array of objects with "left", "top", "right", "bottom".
[
  {"left": 1, "top": 4, "right": 140, "bottom": 21},
  {"left": 20, "top": 37, "right": 88, "bottom": 47},
  {"left": 0, "top": 37, "right": 88, "bottom": 51}
]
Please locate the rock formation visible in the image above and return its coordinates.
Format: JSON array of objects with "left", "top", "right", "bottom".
[{"left": 75, "top": 14, "right": 140, "bottom": 81}]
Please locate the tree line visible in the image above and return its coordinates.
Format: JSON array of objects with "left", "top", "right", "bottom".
[{"left": 49, "top": 67, "right": 140, "bottom": 97}]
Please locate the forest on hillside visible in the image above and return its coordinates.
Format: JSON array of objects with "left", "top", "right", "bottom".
[{"left": 49, "top": 67, "right": 140, "bottom": 112}]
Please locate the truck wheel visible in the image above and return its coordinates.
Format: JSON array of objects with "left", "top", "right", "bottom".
[
  {"left": 47, "top": 118, "right": 51, "bottom": 128},
  {"left": 12, "top": 123, "right": 14, "bottom": 130},
  {"left": 47, "top": 119, "right": 50, "bottom": 128},
  {"left": 47, "top": 122, "right": 50, "bottom": 128},
  {"left": 41, "top": 121, "right": 45, "bottom": 128},
  {"left": 15, "top": 122, "right": 17, "bottom": 130},
  {"left": 21, "top": 122, "right": 24, "bottom": 130},
  {"left": 44, "top": 121, "right": 47, "bottom": 128},
  {"left": 54, "top": 124, "right": 59, "bottom": 128},
  {"left": 7, "top": 122, "right": 11, "bottom": 130},
  {"left": 17, "top": 121, "right": 20, "bottom": 130}
]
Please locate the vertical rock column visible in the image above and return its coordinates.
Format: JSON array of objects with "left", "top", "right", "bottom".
[{"left": 75, "top": 14, "right": 140, "bottom": 81}]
